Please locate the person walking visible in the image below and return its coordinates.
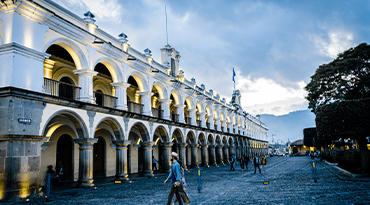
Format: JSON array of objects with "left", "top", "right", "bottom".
[
  {"left": 230, "top": 154, "right": 236, "bottom": 171},
  {"left": 253, "top": 155, "right": 262, "bottom": 174},
  {"left": 245, "top": 156, "right": 250, "bottom": 171},
  {"left": 152, "top": 156, "right": 158, "bottom": 172},
  {"left": 240, "top": 156, "right": 245, "bottom": 171},
  {"left": 164, "top": 152, "right": 183, "bottom": 205},
  {"left": 173, "top": 160, "right": 191, "bottom": 205}
]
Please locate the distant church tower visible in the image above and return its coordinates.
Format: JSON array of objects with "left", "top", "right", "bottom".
[{"left": 231, "top": 90, "right": 242, "bottom": 109}]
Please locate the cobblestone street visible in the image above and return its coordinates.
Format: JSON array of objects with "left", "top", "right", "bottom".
[{"left": 8, "top": 156, "right": 370, "bottom": 204}]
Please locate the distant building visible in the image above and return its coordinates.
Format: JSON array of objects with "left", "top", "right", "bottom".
[
  {"left": 0, "top": 0, "right": 268, "bottom": 200},
  {"left": 290, "top": 139, "right": 314, "bottom": 155}
]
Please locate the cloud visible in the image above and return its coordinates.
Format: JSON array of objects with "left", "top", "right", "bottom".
[
  {"left": 310, "top": 30, "right": 355, "bottom": 58},
  {"left": 235, "top": 72, "right": 308, "bottom": 115},
  {"left": 53, "top": 0, "right": 123, "bottom": 22}
]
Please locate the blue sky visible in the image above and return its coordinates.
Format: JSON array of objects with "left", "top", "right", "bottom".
[{"left": 53, "top": 0, "right": 370, "bottom": 116}]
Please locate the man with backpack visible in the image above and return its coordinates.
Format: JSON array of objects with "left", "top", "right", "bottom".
[{"left": 253, "top": 155, "right": 262, "bottom": 174}]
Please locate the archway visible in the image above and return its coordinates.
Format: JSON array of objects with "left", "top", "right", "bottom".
[
  {"left": 93, "top": 137, "right": 106, "bottom": 178},
  {"left": 56, "top": 134, "right": 73, "bottom": 182},
  {"left": 128, "top": 123, "right": 150, "bottom": 175}
]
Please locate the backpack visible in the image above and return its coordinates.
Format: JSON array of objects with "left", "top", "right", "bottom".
[{"left": 255, "top": 157, "right": 260, "bottom": 165}]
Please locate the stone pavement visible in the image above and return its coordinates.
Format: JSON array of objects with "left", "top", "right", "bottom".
[{"left": 5, "top": 157, "right": 370, "bottom": 204}]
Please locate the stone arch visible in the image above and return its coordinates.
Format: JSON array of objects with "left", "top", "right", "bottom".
[
  {"left": 198, "top": 132, "right": 206, "bottom": 145},
  {"left": 222, "top": 136, "right": 228, "bottom": 145},
  {"left": 170, "top": 90, "right": 181, "bottom": 105},
  {"left": 43, "top": 37, "right": 88, "bottom": 70},
  {"left": 186, "top": 130, "right": 196, "bottom": 145},
  {"left": 93, "top": 117, "right": 124, "bottom": 140},
  {"left": 126, "top": 70, "right": 148, "bottom": 92},
  {"left": 171, "top": 128, "right": 184, "bottom": 143},
  {"left": 207, "top": 134, "right": 215, "bottom": 145},
  {"left": 215, "top": 135, "right": 222, "bottom": 145},
  {"left": 54, "top": 69, "right": 78, "bottom": 86},
  {"left": 128, "top": 122, "right": 150, "bottom": 143},
  {"left": 184, "top": 96, "right": 195, "bottom": 109},
  {"left": 42, "top": 109, "right": 89, "bottom": 140},
  {"left": 153, "top": 125, "right": 170, "bottom": 144},
  {"left": 94, "top": 57, "right": 123, "bottom": 83},
  {"left": 151, "top": 81, "right": 167, "bottom": 100}
]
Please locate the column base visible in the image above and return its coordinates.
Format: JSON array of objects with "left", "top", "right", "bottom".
[
  {"left": 115, "top": 174, "right": 130, "bottom": 182},
  {"left": 77, "top": 180, "right": 95, "bottom": 188}
]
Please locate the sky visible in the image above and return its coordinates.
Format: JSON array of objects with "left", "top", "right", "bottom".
[{"left": 53, "top": 0, "right": 370, "bottom": 116}]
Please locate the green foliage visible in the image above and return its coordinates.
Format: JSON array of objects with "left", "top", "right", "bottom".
[
  {"left": 315, "top": 98, "right": 370, "bottom": 140},
  {"left": 305, "top": 43, "right": 370, "bottom": 113},
  {"left": 303, "top": 127, "right": 316, "bottom": 146}
]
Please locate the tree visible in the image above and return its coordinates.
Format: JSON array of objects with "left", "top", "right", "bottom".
[{"left": 305, "top": 43, "right": 370, "bottom": 113}]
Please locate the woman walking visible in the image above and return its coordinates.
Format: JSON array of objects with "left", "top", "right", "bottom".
[{"left": 173, "top": 160, "right": 191, "bottom": 205}]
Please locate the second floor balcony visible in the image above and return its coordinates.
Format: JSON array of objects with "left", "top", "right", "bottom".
[
  {"left": 152, "top": 107, "right": 163, "bottom": 119},
  {"left": 94, "top": 91, "right": 117, "bottom": 108},
  {"left": 127, "top": 101, "right": 143, "bottom": 114},
  {"left": 44, "top": 78, "right": 80, "bottom": 101}
]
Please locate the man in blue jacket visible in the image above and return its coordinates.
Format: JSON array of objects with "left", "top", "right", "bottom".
[{"left": 164, "top": 152, "right": 183, "bottom": 205}]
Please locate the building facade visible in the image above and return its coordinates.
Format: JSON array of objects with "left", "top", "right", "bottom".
[{"left": 0, "top": 0, "right": 268, "bottom": 200}]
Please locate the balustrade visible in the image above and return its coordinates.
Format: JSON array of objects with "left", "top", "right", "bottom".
[
  {"left": 127, "top": 101, "right": 143, "bottom": 114},
  {"left": 44, "top": 78, "right": 80, "bottom": 100}
]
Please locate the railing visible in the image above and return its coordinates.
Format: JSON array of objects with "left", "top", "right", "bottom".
[
  {"left": 44, "top": 78, "right": 80, "bottom": 100},
  {"left": 185, "top": 117, "right": 191, "bottom": 125},
  {"left": 171, "top": 113, "right": 179, "bottom": 122},
  {"left": 206, "top": 122, "right": 210, "bottom": 129},
  {"left": 127, "top": 101, "right": 143, "bottom": 114},
  {"left": 196, "top": 120, "right": 201, "bottom": 127},
  {"left": 94, "top": 91, "right": 117, "bottom": 108},
  {"left": 152, "top": 108, "right": 163, "bottom": 119}
]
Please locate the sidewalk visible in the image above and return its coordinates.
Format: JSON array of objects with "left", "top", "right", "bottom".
[
  {"left": 318, "top": 159, "right": 370, "bottom": 182},
  {"left": 47, "top": 171, "right": 169, "bottom": 195}
]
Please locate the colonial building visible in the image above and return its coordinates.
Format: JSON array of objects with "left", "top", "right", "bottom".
[{"left": 0, "top": 0, "right": 268, "bottom": 200}]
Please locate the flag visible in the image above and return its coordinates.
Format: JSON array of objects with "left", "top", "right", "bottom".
[{"left": 232, "top": 67, "right": 236, "bottom": 83}]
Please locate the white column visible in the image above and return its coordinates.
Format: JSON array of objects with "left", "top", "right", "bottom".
[
  {"left": 228, "top": 122, "right": 233, "bottom": 133},
  {"left": 215, "top": 117, "right": 221, "bottom": 131},
  {"left": 73, "top": 69, "right": 98, "bottom": 103},
  {"left": 158, "top": 98, "right": 171, "bottom": 120},
  {"left": 221, "top": 120, "right": 227, "bottom": 132},
  {"left": 198, "top": 112, "right": 206, "bottom": 128},
  {"left": 207, "top": 115, "right": 214, "bottom": 129},
  {"left": 111, "top": 82, "right": 130, "bottom": 110},
  {"left": 187, "top": 108, "right": 197, "bottom": 126},
  {"left": 138, "top": 91, "right": 153, "bottom": 116},
  {"left": 175, "top": 104, "right": 186, "bottom": 123}
]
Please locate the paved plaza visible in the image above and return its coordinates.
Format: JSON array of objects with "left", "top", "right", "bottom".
[{"left": 7, "top": 156, "right": 370, "bottom": 204}]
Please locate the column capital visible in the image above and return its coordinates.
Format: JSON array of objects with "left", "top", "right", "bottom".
[
  {"left": 158, "top": 98, "right": 172, "bottom": 103},
  {"left": 178, "top": 143, "right": 188, "bottom": 148},
  {"left": 161, "top": 142, "right": 173, "bottom": 147},
  {"left": 111, "top": 82, "right": 130, "bottom": 88},
  {"left": 73, "top": 69, "right": 98, "bottom": 77},
  {"left": 74, "top": 138, "right": 98, "bottom": 145},
  {"left": 174, "top": 104, "right": 186, "bottom": 108},
  {"left": 113, "top": 140, "right": 131, "bottom": 146},
  {"left": 198, "top": 112, "right": 206, "bottom": 116},
  {"left": 138, "top": 91, "right": 154, "bottom": 96},
  {"left": 141, "top": 141, "right": 154, "bottom": 147},
  {"left": 187, "top": 108, "right": 197, "bottom": 112}
]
